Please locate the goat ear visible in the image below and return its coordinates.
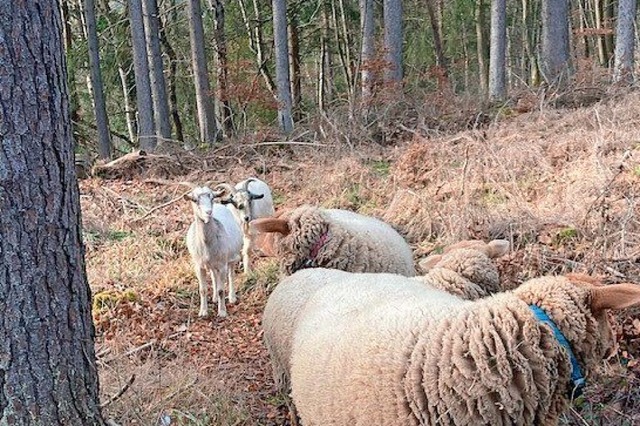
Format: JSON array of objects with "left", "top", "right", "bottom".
[
  {"left": 419, "top": 254, "right": 442, "bottom": 271},
  {"left": 250, "top": 193, "right": 265, "bottom": 200},
  {"left": 183, "top": 193, "right": 196, "bottom": 203},
  {"left": 486, "top": 239, "right": 510, "bottom": 258},
  {"left": 591, "top": 283, "right": 640, "bottom": 311},
  {"left": 219, "top": 198, "right": 236, "bottom": 207},
  {"left": 251, "top": 217, "right": 290, "bottom": 235}
]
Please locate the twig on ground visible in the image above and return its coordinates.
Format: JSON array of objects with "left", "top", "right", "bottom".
[
  {"left": 132, "top": 191, "right": 192, "bottom": 223},
  {"left": 100, "top": 374, "right": 136, "bottom": 408},
  {"left": 569, "top": 406, "right": 593, "bottom": 426},
  {"left": 102, "top": 340, "right": 157, "bottom": 364}
]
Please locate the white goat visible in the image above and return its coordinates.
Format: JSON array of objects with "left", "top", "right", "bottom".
[
  {"left": 184, "top": 186, "right": 243, "bottom": 318},
  {"left": 216, "top": 178, "right": 275, "bottom": 274}
]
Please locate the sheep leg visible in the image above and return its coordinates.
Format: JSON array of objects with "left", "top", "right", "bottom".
[
  {"left": 228, "top": 262, "right": 237, "bottom": 304},
  {"left": 196, "top": 266, "right": 209, "bottom": 318},
  {"left": 213, "top": 267, "right": 228, "bottom": 318},
  {"left": 242, "top": 235, "right": 252, "bottom": 274}
]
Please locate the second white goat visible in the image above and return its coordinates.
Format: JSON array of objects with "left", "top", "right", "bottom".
[
  {"left": 185, "top": 186, "right": 243, "bottom": 318},
  {"left": 216, "top": 177, "right": 275, "bottom": 274}
]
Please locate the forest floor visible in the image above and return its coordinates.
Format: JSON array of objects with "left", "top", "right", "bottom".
[{"left": 85, "top": 91, "right": 640, "bottom": 425}]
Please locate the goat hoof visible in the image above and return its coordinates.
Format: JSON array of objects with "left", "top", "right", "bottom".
[
  {"left": 198, "top": 310, "right": 209, "bottom": 318},
  {"left": 217, "top": 311, "right": 228, "bottom": 318},
  {"left": 229, "top": 295, "right": 238, "bottom": 304}
]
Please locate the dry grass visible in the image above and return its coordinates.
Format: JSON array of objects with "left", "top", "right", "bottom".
[{"left": 84, "top": 91, "right": 640, "bottom": 425}]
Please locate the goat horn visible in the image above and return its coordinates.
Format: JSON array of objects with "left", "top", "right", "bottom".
[
  {"left": 242, "top": 178, "right": 257, "bottom": 192},
  {"left": 213, "top": 183, "right": 237, "bottom": 197}
]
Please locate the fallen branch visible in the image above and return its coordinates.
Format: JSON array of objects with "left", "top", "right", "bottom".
[
  {"left": 131, "top": 191, "right": 192, "bottom": 223},
  {"left": 100, "top": 374, "right": 136, "bottom": 408},
  {"left": 102, "top": 339, "right": 157, "bottom": 364}
]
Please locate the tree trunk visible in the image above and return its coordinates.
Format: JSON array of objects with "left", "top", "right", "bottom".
[
  {"left": 159, "top": 0, "right": 185, "bottom": 142},
  {"left": 210, "top": 0, "right": 234, "bottom": 137},
  {"left": 84, "top": 0, "right": 112, "bottom": 159},
  {"left": 613, "top": 0, "right": 637, "bottom": 83},
  {"left": 594, "top": 0, "right": 610, "bottom": 65},
  {"left": 288, "top": 13, "right": 302, "bottom": 120},
  {"left": 319, "top": 0, "right": 333, "bottom": 111},
  {"left": 360, "top": 0, "right": 375, "bottom": 108},
  {"left": 187, "top": 0, "right": 219, "bottom": 144},
  {"left": 331, "top": 0, "right": 354, "bottom": 103},
  {"left": 0, "top": 1, "right": 106, "bottom": 424},
  {"left": 119, "top": 66, "right": 138, "bottom": 143},
  {"left": 426, "top": 0, "right": 449, "bottom": 85},
  {"left": 489, "top": 0, "right": 507, "bottom": 100},
  {"left": 61, "top": 0, "right": 81, "bottom": 126},
  {"left": 540, "top": 0, "right": 572, "bottom": 86},
  {"left": 143, "top": 0, "right": 172, "bottom": 143},
  {"left": 522, "top": 0, "right": 541, "bottom": 85},
  {"left": 476, "top": 0, "right": 489, "bottom": 94},
  {"left": 272, "top": 0, "right": 294, "bottom": 134},
  {"left": 383, "top": 0, "right": 403, "bottom": 84},
  {"left": 129, "top": 0, "right": 157, "bottom": 150}
]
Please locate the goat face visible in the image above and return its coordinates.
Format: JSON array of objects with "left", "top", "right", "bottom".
[{"left": 185, "top": 187, "right": 216, "bottom": 223}]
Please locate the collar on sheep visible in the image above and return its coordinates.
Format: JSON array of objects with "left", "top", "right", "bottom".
[
  {"left": 529, "top": 304, "right": 586, "bottom": 398},
  {"left": 302, "top": 231, "right": 330, "bottom": 268}
]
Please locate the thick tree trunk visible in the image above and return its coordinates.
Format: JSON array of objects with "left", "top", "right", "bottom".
[
  {"left": 0, "top": 1, "right": 106, "bottom": 424},
  {"left": 84, "top": 0, "right": 112, "bottom": 159},
  {"left": 489, "top": 0, "right": 507, "bottom": 100},
  {"left": 272, "top": 0, "right": 294, "bottom": 134},
  {"left": 187, "top": 0, "right": 219, "bottom": 144},
  {"left": 383, "top": 0, "right": 403, "bottom": 84},
  {"left": 613, "top": 0, "right": 637, "bottom": 83},
  {"left": 360, "top": 0, "right": 375, "bottom": 108},
  {"left": 540, "top": 0, "right": 572, "bottom": 86},
  {"left": 129, "top": 0, "right": 157, "bottom": 150},
  {"left": 143, "top": 0, "right": 172, "bottom": 143}
]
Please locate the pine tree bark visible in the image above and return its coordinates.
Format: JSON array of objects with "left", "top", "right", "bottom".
[
  {"left": 187, "top": 0, "right": 219, "bottom": 144},
  {"left": 143, "top": 0, "right": 173, "bottom": 143},
  {"left": 272, "top": 0, "right": 294, "bottom": 134},
  {"left": 129, "top": 0, "right": 157, "bottom": 150},
  {"left": 84, "top": 0, "right": 112, "bottom": 159},
  {"left": 360, "top": 0, "right": 375, "bottom": 107},
  {"left": 613, "top": 0, "right": 637, "bottom": 84},
  {"left": 540, "top": 0, "right": 572, "bottom": 86},
  {"left": 383, "top": 0, "right": 403, "bottom": 84},
  {"left": 0, "top": 1, "right": 106, "bottom": 424},
  {"left": 489, "top": 0, "right": 507, "bottom": 100}
]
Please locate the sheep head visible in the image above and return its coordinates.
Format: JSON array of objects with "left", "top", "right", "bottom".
[{"left": 184, "top": 186, "right": 223, "bottom": 223}]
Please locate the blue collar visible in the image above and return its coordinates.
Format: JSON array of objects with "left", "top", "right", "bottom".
[{"left": 529, "top": 305, "right": 586, "bottom": 398}]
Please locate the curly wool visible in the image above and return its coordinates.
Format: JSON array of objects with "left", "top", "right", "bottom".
[
  {"left": 278, "top": 206, "right": 416, "bottom": 276},
  {"left": 288, "top": 271, "right": 611, "bottom": 426}
]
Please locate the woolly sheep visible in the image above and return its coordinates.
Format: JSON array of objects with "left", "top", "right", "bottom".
[
  {"left": 413, "top": 239, "right": 510, "bottom": 300},
  {"left": 251, "top": 205, "right": 416, "bottom": 276},
  {"left": 284, "top": 270, "right": 640, "bottom": 426},
  {"left": 184, "top": 186, "right": 243, "bottom": 318},
  {"left": 216, "top": 178, "right": 275, "bottom": 274},
  {"left": 263, "top": 239, "right": 509, "bottom": 394}
]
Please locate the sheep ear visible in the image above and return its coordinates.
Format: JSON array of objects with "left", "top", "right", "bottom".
[
  {"left": 419, "top": 254, "right": 442, "bottom": 271},
  {"left": 591, "top": 284, "right": 640, "bottom": 311},
  {"left": 251, "top": 217, "right": 290, "bottom": 235},
  {"left": 486, "top": 239, "right": 510, "bottom": 258}
]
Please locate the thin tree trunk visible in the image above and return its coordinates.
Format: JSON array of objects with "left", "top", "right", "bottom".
[
  {"left": 143, "top": 0, "right": 172, "bottom": 143},
  {"left": 331, "top": 0, "right": 354, "bottom": 102},
  {"left": 119, "top": 66, "right": 138, "bottom": 143},
  {"left": 129, "top": 0, "right": 157, "bottom": 150},
  {"left": 360, "top": 0, "right": 375, "bottom": 108},
  {"left": 604, "top": 0, "right": 615, "bottom": 61},
  {"left": 61, "top": 0, "right": 81, "bottom": 125},
  {"left": 476, "top": 0, "right": 489, "bottom": 94},
  {"left": 383, "top": 0, "right": 403, "bottom": 84},
  {"left": 613, "top": 0, "right": 637, "bottom": 83},
  {"left": 595, "top": 0, "right": 610, "bottom": 65},
  {"left": 187, "top": 0, "right": 218, "bottom": 144},
  {"left": 426, "top": 0, "right": 449, "bottom": 83},
  {"left": 159, "top": 0, "right": 185, "bottom": 142},
  {"left": 319, "top": 0, "right": 333, "bottom": 111},
  {"left": 489, "top": 0, "right": 507, "bottom": 100},
  {"left": 272, "top": 0, "right": 294, "bottom": 134},
  {"left": 210, "top": 0, "right": 234, "bottom": 137},
  {"left": 84, "top": 0, "right": 112, "bottom": 159},
  {"left": 288, "top": 12, "right": 302, "bottom": 120},
  {"left": 576, "top": 0, "right": 590, "bottom": 57},
  {"left": 0, "top": 1, "right": 106, "bottom": 423},
  {"left": 522, "top": 0, "right": 541, "bottom": 85}
]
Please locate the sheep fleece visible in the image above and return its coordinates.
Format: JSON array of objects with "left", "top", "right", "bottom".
[{"left": 289, "top": 270, "right": 575, "bottom": 426}]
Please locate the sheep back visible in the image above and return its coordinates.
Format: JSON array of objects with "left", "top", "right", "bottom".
[
  {"left": 280, "top": 206, "right": 416, "bottom": 276},
  {"left": 289, "top": 271, "right": 590, "bottom": 426}
]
